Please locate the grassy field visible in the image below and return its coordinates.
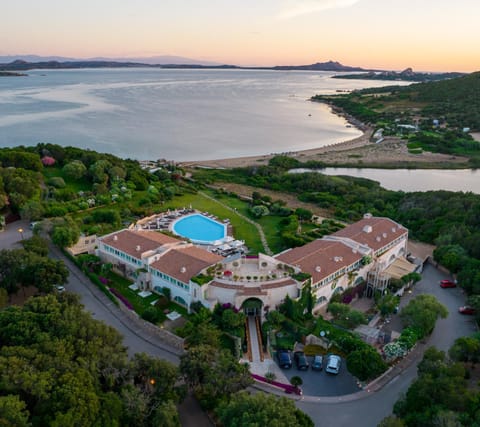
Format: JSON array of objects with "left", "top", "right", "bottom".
[
  {"left": 42, "top": 166, "right": 91, "bottom": 192},
  {"left": 165, "top": 190, "right": 282, "bottom": 254}
]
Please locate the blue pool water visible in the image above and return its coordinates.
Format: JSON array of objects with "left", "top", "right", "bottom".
[{"left": 172, "top": 214, "right": 226, "bottom": 244}]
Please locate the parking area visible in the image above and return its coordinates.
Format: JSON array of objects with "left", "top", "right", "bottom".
[{"left": 276, "top": 354, "right": 361, "bottom": 396}]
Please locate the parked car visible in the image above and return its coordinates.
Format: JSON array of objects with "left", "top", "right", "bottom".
[
  {"left": 325, "top": 354, "right": 341, "bottom": 375},
  {"left": 55, "top": 285, "right": 66, "bottom": 293},
  {"left": 311, "top": 355, "right": 323, "bottom": 371},
  {"left": 277, "top": 350, "right": 292, "bottom": 369},
  {"left": 458, "top": 306, "right": 476, "bottom": 315},
  {"left": 294, "top": 351, "right": 309, "bottom": 370},
  {"left": 440, "top": 279, "right": 456, "bottom": 288}
]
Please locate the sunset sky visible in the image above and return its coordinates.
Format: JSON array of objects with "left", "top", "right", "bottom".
[{"left": 2, "top": 0, "right": 479, "bottom": 72}]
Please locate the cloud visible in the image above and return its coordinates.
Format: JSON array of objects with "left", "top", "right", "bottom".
[{"left": 278, "top": 0, "right": 362, "bottom": 19}]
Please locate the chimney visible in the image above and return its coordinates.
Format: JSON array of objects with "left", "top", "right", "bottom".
[
  {"left": 136, "top": 245, "right": 141, "bottom": 251},
  {"left": 113, "top": 235, "right": 118, "bottom": 241},
  {"left": 363, "top": 225, "right": 373, "bottom": 233}
]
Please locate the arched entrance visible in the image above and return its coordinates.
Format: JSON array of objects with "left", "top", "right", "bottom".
[{"left": 241, "top": 298, "right": 263, "bottom": 316}]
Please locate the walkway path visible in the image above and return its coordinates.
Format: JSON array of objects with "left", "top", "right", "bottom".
[
  {"left": 198, "top": 191, "right": 272, "bottom": 255},
  {"left": 247, "top": 316, "right": 261, "bottom": 362}
]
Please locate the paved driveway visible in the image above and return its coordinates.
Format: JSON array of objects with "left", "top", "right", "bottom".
[
  {"left": 0, "top": 219, "right": 33, "bottom": 250},
  {"left": 278, "top": 355, "right": 360, "bottom": 396}
]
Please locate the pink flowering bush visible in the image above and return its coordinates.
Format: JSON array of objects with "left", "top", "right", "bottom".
[{"left": 41, "top": 156, "right": 56, "bottom": 166}]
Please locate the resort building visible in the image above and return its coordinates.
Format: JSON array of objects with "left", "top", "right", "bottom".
[
  {"left": 275, "top": 214, "right": 409, "bottom": 313},
  {"left": 96, "top": 213, "right": 410, "bottom": 315}
]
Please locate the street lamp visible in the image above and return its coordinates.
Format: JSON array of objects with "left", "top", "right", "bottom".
[{"left": 17, "top": 228, "right": 24, "bottom": 240}]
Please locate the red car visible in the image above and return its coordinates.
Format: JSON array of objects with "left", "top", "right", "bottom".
[
  {"left": 458, "top": 306, "right": 476, "bottom": 315},
  {"left": 440, "top": 279, "right": 456, "bottom": 288}
]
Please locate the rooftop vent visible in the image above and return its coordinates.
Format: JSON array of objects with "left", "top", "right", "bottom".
[
  {"left": 180, "top": 266, "right": 186, "bottom": 273},
  {"left": 113, "top": 235, "right": 118, "bottom": 241},
  {"left": 392, "top": 227, "right": 396, "bottom": 232},
  {"left": 333, "top": 256, "right": 343, "bottom": 262},
  {"left": 363, "top": 213, "right": 373, "bottom": 219},
  {"left": 376, "top": 236, "right": 381, "bottom": 242},
  {"left": 315, "top": 266, "right": 321, "bottom": 272},
  {"left": 352, "top": 249, "right": 357, "bottom": 254},
  {"left": 136, "top": 245, "right": 141, "bottom": 251},
  {"left": 363, "top": 225, "right": 373, "bottom": 233},
  {"left": 382, "top": 233, "right": 387, "bottom": 238}
]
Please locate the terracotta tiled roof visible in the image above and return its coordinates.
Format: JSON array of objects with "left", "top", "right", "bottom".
[
  {"left": 101, "top": 230, "right": 180, "bottom": 259},
  {"left": 241, "top": 287, "right": 267, "bottom": 296},
  {"left": 333, "top": 217, "right": 407, "bottom": 252},
  {"left": 260, "top": 279, "right": 297, "bottom": 289},
  {"left": 208, "top": 278, "right": 297, "bottom": 291},
  {"left": 151, "top": 246, "right": 223, "bottom": 283},
  {"left": 210, "top": 281, "right": 239, "bottom": 290},
  {"left": 276, "top": 239, "right": 362, "bottom": 285}
]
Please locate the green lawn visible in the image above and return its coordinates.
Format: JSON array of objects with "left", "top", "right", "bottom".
[
  {"left": 166, "top": 191, "right": 268, "bottom": 253},
  {"left": 42, "top": 166, "right": 91, "bottom": 192},
  {"left": 105, "top": 271, "right": 188, "bottom": 321}
]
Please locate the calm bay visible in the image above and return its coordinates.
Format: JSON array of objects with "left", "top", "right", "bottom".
[{"left": 0, "top": 68, "right": 402, "bottom": 161}]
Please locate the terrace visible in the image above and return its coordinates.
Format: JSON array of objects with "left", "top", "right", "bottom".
[{"left": 215, "top": 255, "right": 293, "bottom": 284}]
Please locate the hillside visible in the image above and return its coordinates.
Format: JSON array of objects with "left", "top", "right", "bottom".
[
  {"left": 354, "top": 71, "right": 480, "bottom": 128},
  {"left": 311, "top": 72, "right": 480, "bottom": 165}
]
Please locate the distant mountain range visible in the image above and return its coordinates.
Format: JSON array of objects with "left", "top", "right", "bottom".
[
  {"left": 0, "top": 56, "right": 466, "bottom": 82},
  {"left": 0, "top": 54, "right": 220, "bottom": 66},
  {"left": 0, "top": 55, "right": 375, "bottom": 72}
]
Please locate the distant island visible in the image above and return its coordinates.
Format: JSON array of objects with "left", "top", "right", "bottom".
[
  {"left": 333, "top": 67, "right": 466, "bottom": 82},
  {"left": 0, "top": 70, "right": 27, "bottom": 77}
]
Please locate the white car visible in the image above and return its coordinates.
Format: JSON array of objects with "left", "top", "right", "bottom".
[{"left": 325, "top": 354, "right": 341, "bottom": 374}]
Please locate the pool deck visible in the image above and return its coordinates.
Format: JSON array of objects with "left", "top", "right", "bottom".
[{"left": 132, "top": 210, "right": 240, "bottom": 254}]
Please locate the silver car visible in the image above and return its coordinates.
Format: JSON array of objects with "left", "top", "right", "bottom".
[{"left": 325, "top": 354, "right": 341, "bottom": 374}]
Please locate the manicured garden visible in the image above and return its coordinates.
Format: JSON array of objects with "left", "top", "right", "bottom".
[{"left": 75, "top": 254, "right": 189, "bottom": 325}]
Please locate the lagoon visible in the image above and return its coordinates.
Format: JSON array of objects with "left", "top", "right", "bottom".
[
  {"left": 0, "top": 68, "right": 405, "bottom": 161},
  {"left": 290, "top": 167, "right": 480, "bottom": 194}
]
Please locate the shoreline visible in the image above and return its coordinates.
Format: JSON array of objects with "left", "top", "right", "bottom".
[
  {"left": 181, "top": 103, "right": 373, "bottom": 169},
  {"left": 180, "top": 128, "right": 372, "bottom": 169}
]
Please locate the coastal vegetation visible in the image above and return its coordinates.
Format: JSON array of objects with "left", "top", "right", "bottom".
[
  {"left": 313, "top": 71, "right": 480, "bottom": 165},
  {"left": 381, "top": 342, "right": 480, "bottom": 426},
  {"left": 0, "top": 294, "right": 183, "bottom": 426}
]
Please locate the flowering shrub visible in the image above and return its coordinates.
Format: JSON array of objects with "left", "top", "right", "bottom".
[
  {"left": 98, "top": 276, "right": 109, "bottom": 285},
  {"left": 251, "top": 374, "right": 301, "bottom": 395},
  {"left": 41, "top": 156, "right": 56, "bottom": 166},
  {"left": 109, "top": 288, "right": 134, "bottom": 310},
  {"left": 383, "top": 341, "right": 407, "bottom": 361}
]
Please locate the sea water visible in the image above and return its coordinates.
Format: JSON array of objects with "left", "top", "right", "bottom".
[{"left": 0, "top": 68, "right": 402, "bottom": 161}]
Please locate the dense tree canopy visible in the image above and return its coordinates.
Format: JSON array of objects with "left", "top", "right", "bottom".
[
  {"left": 216, "top": 391, "right": 314, "bottom": 427},
  {"left": 0, "top": 294, "right": 181, "bottom": 427},
  {"left": 400, "top": 294, "right": 448, "bottom": 338},
  {"left": 391, "top": 346, "right": 480, "bottom": 426}
]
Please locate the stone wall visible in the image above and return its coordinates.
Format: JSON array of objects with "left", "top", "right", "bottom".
[{"left": 117, "top": 300, "right": 185, "bottom": 352}]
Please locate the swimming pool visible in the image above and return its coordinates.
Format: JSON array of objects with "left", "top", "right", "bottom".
[{"left": 172, "top": 214, "right": 227, "bottom": 244}]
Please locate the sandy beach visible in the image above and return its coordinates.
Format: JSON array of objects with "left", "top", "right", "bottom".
[
  {"left": 181, "top": 127, "right": 374, "bottom": 169},
  {"left": 181, "top": 127, "right": 468, "bottom": 169}
]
